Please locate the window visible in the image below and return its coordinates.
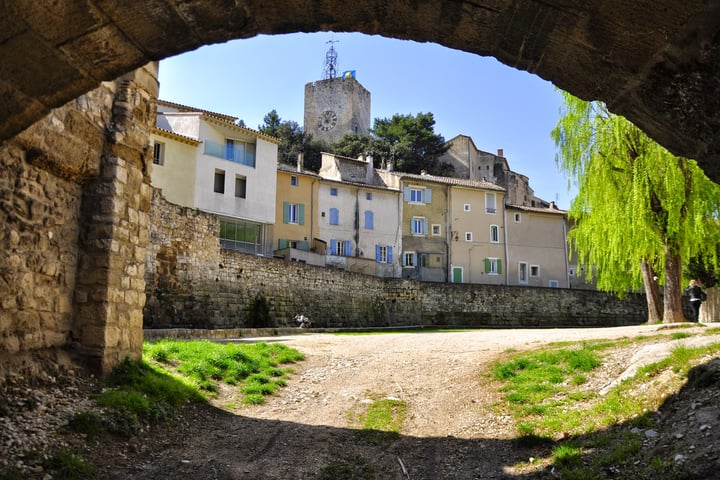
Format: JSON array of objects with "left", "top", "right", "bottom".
[
  {"left": 490, "top": 224, "right": 499, "bottom": 243},
  {"left": 549, "top": 280, "right": 559, "bottom": 288},
  {"left": 329, "top": 208, "right": 339, "bottom": 225},
  {"left": 214, "top": 170, "right": 225, "bottom": 194},
  {"left": 431, "top": 224, "right": 441, "bottom": 236},
  {"left": 330, "top": 239, "right": 352, "bottom": 256},
  {"left": 152, "top": 142, "right": 164, "bottom": 165},
  {"left": 404, "top": 186, "right": 432, "bottom": 204},
  {"left": 220, "top": 219, "right": 262, "bottom": 254},
  {"left": 290, "top": 175, "right": 298, "bottom": 186},
  {"left": 235, "top": 176, "right": 247, "bottom": 198},
  {"left": 411, "top": 216, "right": 427, "bottom": 235},
  {"left": 485, "top": 258, "right": 502, "bottom": 275},
  {"left": 403, "top": 252, "right": 416, "bottom": 267},
  {"left": 530, "top": 265, "right": 540, "bottom": 277},
  {"left": 366, "top": 192, "right": 372, "bottom": 200},
  {"left": 223, "top": 139, "right": 256, "bottom": 167},
  {"left": 485, "top": 193, "right": 497, "bottom": 214},
  {"left": 519, "top": 262, "right": 528, "bottom": 283},
  {"left": 376, "top": 245, "right": 393, "bottom": 263},
  {"left": 283, "top": 202, "right": 304, "bottom": 225},
  {"left": 330, "top": 187, "right": 338, "bottom": 196},
  {"left": 465, "top": 232, "right": 473, "bottom": 242},
  {"left": 514, "top": 213, "right": 521, "bottom": 223},
  {"left": 463, "top": 203, "right": 471, "bottom": 212},
  {"left": 365, "top": 210, "right": 374, "bottom": 229}
]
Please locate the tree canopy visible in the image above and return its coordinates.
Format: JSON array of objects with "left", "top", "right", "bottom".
[
  {"left": 552, "top": 91, "right": 720, "bottom": 322},
  {"left": 258, "top": 109, "right": 327, "bottom": 171}
]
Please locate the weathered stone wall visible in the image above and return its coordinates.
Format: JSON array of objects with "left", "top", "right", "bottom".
[
  {"left": 1, "top": 65, "right": 157, "bottom": 375},
  {"left": 145, "top": 193, "right": 648, "bottom": 329}
]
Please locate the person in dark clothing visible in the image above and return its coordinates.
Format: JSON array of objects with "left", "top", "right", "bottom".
[{"left": 686, "top": 279, "right": 705, "bottom": 322}]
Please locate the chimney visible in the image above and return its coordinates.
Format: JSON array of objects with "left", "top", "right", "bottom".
[
  {"left": 365, "top": 155, "right": 374, "bottom": 184},
  {"left": 297, "top": 152, "right": 304, "bottom": 172},
  {"left": 497, "top": 148, "right": 504, "bottom": 157}
]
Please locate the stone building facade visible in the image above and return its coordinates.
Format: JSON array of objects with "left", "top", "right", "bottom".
[{"left": 304, "top": 77, "right": 371, "bottom": 144}]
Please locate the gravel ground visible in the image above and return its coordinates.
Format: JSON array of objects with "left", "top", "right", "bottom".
[{"left": 2, "top": 323, "right": 720, "bottom": 479}]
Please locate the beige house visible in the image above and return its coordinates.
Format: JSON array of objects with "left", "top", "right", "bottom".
[
  {"left": 150, "top": 100, "right": 279, "bottom": 256},
  {"left": 447, "top": 181, "right": 507, "bottom": 284},
  {"left": 317, "top": 153, "right": 400, "bottom": 277},
  {"left": 505, "top": 204, "right": 569, "bottom": 288},
  {"left": 378, "top": 171, "right": 450, "bottom": 282}
]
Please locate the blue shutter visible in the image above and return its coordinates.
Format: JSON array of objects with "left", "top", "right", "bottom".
[
  {"left": 423, "top": 218, "right": 429, "bottom": 234},
  {"left": 365, "top": 211, "right": 374, "bottom": 229},
  {"left": 329, "top": 208, "right": 339, "bottom": 225},
  {"left": 345, "top": 240, "right": 352, "bottom": 257},
  {"left": 387, "top": 246, "right": 393, "bottom": 264},
  {"left": 330, "top": 239, "right": 337, "bottom": 255},
  {"left": 375, "top": 244, "right": 381, "bottom": 262},
  {"left": 425, "top": 188, "right": 432, "bottom": 203},
  {"left": 298, "top": 204, "right": 305, "bottom": 225},
  {"left": 403, "top": 186, "right": 411, "bottom": 202},
  {"left": 282, "top": 201, "right": 289, "bottom": 223}
]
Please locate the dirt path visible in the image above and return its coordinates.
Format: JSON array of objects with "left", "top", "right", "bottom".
[{"left": 95, "top": 324, "right": 685, "bottom": 479}]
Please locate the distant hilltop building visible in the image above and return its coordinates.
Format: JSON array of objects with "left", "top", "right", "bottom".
[{"left": 304, "top": 41, "right": 371, "bottom": 144}]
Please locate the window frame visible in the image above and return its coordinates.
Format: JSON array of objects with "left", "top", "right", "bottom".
[
  {"left": 431, "top": 224, "right": 441, "bottom": 236},
  {"left": 518, "top": 261, "right": 528, "bottom": 284},
  {"left": 463, "top": 203, "right": 471, "bottom": 212},
  {"left": 290, "top": 175, "right": 298, "bottom": 186},
  {"left": 410, "top": 188, "right": 424, "bottom": 203},
  {"left": 411, "top": 216, "right": 425, "bottom": 235},
  {"left": 235, "top": 175, "right": 247, "bottom": 198},
  {"left": 403, "top": 251, "right": 416, "bottom": 267},
  {"left": 485, "top": 192, "right": 497, "bottom": 214},
  {"left": 465, "top": 232, "right": 473, "bottom": 242},
  {"left": 490, "top": 224, "right": 500, "bottom": 243},
  {"left": 330, "top": 187, "right": 338, "bottom": 196},
  {"left": 288, "top": 203, "right": 300, "bottom": 224},
  {"left": 530, "top": 265, "right": 540, "bottom": 277},
  {"left": 152, "top": 141, "right": 164, "bottom": 166},
  {"left": 214, "top": 169, "right": 225, "bottom": 194}
]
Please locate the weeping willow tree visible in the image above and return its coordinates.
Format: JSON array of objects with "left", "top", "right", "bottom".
[{"left": 552, "top": 91, "right": 720, "bottom": 323}]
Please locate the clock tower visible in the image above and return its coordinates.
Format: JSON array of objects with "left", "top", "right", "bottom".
[{"left": 304, "top": 41, "right": 371, "bottom": 144}]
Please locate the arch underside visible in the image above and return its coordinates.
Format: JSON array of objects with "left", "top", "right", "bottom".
[{"left": 1, "top": 1, "right": 719, "bottom": 182}]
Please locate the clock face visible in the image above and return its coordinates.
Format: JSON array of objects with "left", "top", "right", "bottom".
[{"left": 318, "top": 110, "right": 338, "bottom": 131}]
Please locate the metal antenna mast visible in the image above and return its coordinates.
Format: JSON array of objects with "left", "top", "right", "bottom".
[{"left": 322, "top": 38, "right": 339, "bottom": 79}]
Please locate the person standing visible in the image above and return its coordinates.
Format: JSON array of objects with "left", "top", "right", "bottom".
[{"left": 686, "top": 279, "right": 706, "bottom": 323}]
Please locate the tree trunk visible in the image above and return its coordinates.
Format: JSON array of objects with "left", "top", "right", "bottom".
[
  {"left": 641, "top": 260, "right": 663, "bottom": 323},
  {"left": 663, "top": 247, "right": 686, "bottom": 323}
]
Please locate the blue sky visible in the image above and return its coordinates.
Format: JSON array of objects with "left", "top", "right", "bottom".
[{"left": 158, "top": 32, "right": 573, "bottom": 209}]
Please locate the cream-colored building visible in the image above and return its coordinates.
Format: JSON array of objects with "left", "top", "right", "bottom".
[
  {"left": 505, "top": 204, "right": 569, "bottom": 288},
  {"left": 448, "top": 181, "right": 507, "bottom": 284},
  {"left": 150, "top": 100, "right": 279, "bottom": 255},
  {"left": 316, "top": 153, "right": 400, "bottom": 277}
]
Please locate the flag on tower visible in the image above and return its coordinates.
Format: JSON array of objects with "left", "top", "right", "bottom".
[{"left": 342, "top": 70, "right": 356, "bottom": 79}]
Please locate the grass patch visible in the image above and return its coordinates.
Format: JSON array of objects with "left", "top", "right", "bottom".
[
  {"left": 47, "top": 450, "right": 95, "bottom": 479},
  {"left": 143, "top": 339, "right": 304, "bottom": 405},
  {"left": 492, "top": 333, "right": 720, "bottom": 479},
  {"left": 348, "top": 392, "right": 407, "bottom": 444},
  {"left": 317, "top": 456, "right": 377, "bottom": 480}
]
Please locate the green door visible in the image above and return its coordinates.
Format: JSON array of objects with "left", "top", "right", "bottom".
[{"left": 452, "top": 266, "right": 463, "bottom": 283}]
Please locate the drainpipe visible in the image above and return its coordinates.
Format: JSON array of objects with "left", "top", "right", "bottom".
[
  {"left": 355, "top": 188, "right": 360, "bottom": 257},
  {"left": 563, "top": 215, "right": 570, "bottom": 288},
  {"left": 503, "top": 204, "right": 510, "bottom": 285}
]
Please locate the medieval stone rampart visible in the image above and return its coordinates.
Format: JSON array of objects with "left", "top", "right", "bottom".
[{"left": 145, "top": 192, "right": 648, "bottom": 329}]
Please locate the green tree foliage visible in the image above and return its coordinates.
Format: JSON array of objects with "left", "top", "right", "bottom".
[
  {"left": 552, "top": 91, "right": 720, "bottom": 323},
  {"left": 258, "top": 109, "right": 327, "bottom": 171},
  {"left": 369, "top": 112, "right": 451, "bottom": 174}
]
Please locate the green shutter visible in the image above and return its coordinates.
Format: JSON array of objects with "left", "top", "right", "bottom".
[
  {"left": 497, "top": 259, "right": 502, "bottom": 274},
  {"left": 298, "top": 204, "right": 305, "bottom": 225},
  {"left": 282, "top": 201, "right": 289, "bottom": 223},
  {"left": 278, "top": 238, "right": 288, "bottom": 249},
  {"left": 484, "top": 258, "right": 490, "bottom": 273}
]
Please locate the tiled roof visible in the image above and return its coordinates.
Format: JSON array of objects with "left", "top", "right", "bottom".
[
  {"left": 156, "top": 99, "right": 236, "bottom": 122},
  {"left": 506, "top": 203, "right": 568, "bottom": 215},
  {"left": 389, "top": 171, "right": 506, "bottom": 192},
  {"left": 152, "top": 127, "right": 201, "bottom": 145},
  {"left": 277, "top": 162, "right": 321, "bottom": 177}
]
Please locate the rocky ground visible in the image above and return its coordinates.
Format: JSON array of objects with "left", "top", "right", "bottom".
[{"left": 2, "top": 324, "right": 720, "bottom": 479}]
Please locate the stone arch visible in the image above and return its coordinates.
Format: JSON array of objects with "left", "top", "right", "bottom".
[
  {"left": 1, "top": 1, "right": 719, "bottom": 181},
  {"left": 2, "top": 1, "right": 720, "bottom": 374}
]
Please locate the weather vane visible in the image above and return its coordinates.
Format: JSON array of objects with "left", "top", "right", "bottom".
[{"left": 322, "top": 38, "right": 339, "bottom": 79}]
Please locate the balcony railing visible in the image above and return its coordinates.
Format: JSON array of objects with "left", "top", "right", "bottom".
[{"left": 204, "top": 140, "right": 255, "bottom": 168}]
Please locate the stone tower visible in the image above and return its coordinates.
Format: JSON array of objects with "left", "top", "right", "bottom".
[
  {"left": 304, "top": 77, "right": 371, "bottom": 144},
  {"left": 304, "top": 41, "right": 371, "bottom": 144}
]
